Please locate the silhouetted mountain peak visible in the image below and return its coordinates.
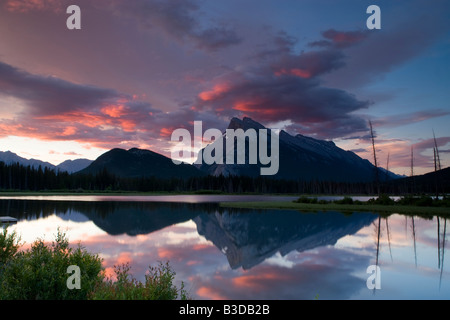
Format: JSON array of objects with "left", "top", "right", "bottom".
[
  {"left": 0, "top": 150, "right": 56, "bottom": 170},
  {"left": 197, "top": 117, "right": 400, "bottom": 182},
  {"left": 228, "top": 117, "right": 265, "bottom": 131},
  {"left": 56, "top": 159, "right": 93, "bottom": 173},
  {"left": 79, "top": 147, "right": 204, "bottom": 179}
]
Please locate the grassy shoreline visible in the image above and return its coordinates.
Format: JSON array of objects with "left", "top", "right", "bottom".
[
  {"left": 219, "top": 201, "right": 450, "bottom": 216},
  {"left": 1, "top": 190, "right": 448, "bottom": 216}
]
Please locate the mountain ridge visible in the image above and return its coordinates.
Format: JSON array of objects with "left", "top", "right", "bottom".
[
  {"left": 78, "top": 147, "right": 204, "bottom": 179},
  {"left": 196, "top": 117, "right": 400, "bottom": 182},
  {"left": 0, "top": 151, "right": 92, "bottom": 173}
]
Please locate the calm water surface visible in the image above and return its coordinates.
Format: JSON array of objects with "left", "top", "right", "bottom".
[{"left": 1, "top": 195, "right": 449, "bottom": 300}]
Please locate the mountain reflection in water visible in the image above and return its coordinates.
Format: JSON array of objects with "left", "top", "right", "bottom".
[
  {"left": 1, "top": 199, "right": 448, "bottom": 300},
  {"left": 1, "top": 199, "right": 375, "bottom": 270}
]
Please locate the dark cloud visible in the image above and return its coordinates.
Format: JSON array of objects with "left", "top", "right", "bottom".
[
  {"left": 252, "top": 30, "right": 298, "bottom": 60},
  {"left": 194, "top": 32, "right": 372, "bottom": 139},
  {"left": 284, "top": 116, "right": 370, "bottom": 140},
  {"left": 0, "top": 60, "right": 232, "bottom": 153},
  {"left": 0, "top": 61, "right": 122, "bottom": 116},
  {"left": 271, "top": 49, "right": 346, "bottom": 79},
  {"left": 309, "top": 29, "right": 369, "bottom": 49},
  {"left": 0, "top": 60, "right": 164, "bottom": 149},
  {"left": 109, "top": 0, "right": 242, "bottom": 51},
  {"left": 372, "top": 110, "right": 450, "bottom": 128}
]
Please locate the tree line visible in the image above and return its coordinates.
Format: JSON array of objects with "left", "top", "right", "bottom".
[{"left": 0, "top": 161, "right": 447, "bottom": 195}]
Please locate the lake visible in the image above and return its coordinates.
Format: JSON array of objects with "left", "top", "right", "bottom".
[{"left": 1, "top": 195, "right": 449, "bottom": 300}]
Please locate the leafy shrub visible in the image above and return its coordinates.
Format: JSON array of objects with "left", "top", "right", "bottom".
[
  {"left": 415, "top": 195, "right": 433, "bottom": 207},
  {"left": 0, "top": 227, "right": 22, "bottom": 266},
  {"left": 334, "top": 196, "right": 354, "bottom": 205},
  {"left": 90, "top": 261, "right": 189, "bottom": 300},
  {"left": 397, "top": 195, "right": 415, "bottom": 206},
  {"left": 397, "top": 195, "right": 448, "bottom": 207},
  {"left": 0, "top": 229, "right": 189, "bottom": 300},
  {"left": 437, "top": 198, "right": 450, "bottom": 207},
  {"left": 375, "top": 194, "right": 396, "bottom": 205},
  {"left": 0, "top": 228, "right": 103, "bottom": 300},
  {"left": 295, "top": 196, "right": 319, "bottom": 204}
]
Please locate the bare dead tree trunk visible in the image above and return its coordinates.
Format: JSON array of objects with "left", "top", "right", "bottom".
[
  {"left": 410, "top": 146, "right": 415, "bottom": 194},
  {"left": 434, "top": 146, "right": 439, "bottom": 200},
  {"left": 433, "top": 130, "right": 442, "bottom": 200},
  {"left": 433, "top": 130, "right": 442, "bottom": 171},
  {"left": 369, "top": 120, "right": 379, "bottom": 196}
]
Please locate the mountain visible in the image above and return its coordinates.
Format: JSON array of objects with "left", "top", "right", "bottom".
[
  {"left": 56, "top": 159, "right": 93, "bottom": 174},
  {"left": 0, "top": 150, "right": 92, "bottom": 173},
  {"left": 0, "top": 151, "right": 56, "bottom": 170},
  {"left": 78, "top": 147, "right": 204, "bottom": 179},
  {"left": 389, "top": 166, "right": 450, "bottom": 193},
  {"left": 196, "top": 117, "right": 400, "bottom": 183}
]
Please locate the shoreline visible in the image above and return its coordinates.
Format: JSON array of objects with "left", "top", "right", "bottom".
[
  {"left": 0, "top": 191, "right": 447, "bottom": 216},
  {"left": 219, "top": 201, "right": 450, "bottom": 216}
]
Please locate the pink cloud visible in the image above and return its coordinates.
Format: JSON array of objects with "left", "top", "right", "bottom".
[{"left": 3, "top": 0, "right": 64, "bottom": 13}]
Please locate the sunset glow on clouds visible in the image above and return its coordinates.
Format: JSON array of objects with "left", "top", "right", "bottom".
[{"left": 0, "top": 0, "right": 449, "bottom": 174}]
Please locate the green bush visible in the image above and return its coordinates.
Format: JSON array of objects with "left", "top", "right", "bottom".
[
  {"left": 415, "top": 195, "right": 433, "bottom": 207},
  {"left": 334, "top": 196, "right": 354, "bottom": 205},
  {"left": 437, "top": 198, "right": 450, "bottom": 207},
  {"left": 0, "top": 228, "right": 103, "bottom": 300},
  {"left": 90, "top": 261, "right": 190, "bottom": 300},
  {"left": 0, "top": 227, "right": 22, "bottom": 266},
  {"left": 397, "top": 195, "right": 448, "bottom": 207},
  {"left": 375, "top": 194, "right": 396, "bottom": 205},
  {"left": 295, "top": 196, "right": 319, "bottom": 204},
  {"left": 0, "top": 228, "right": 190, "bottom": 300},
  {"left": 397, "top": 195, "right": 415, "bottom": 206}
]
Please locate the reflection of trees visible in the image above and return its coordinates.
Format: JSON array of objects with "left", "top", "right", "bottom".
[
  {"left": 372, "top": 216, "right": 394, "bottom": 272},
  {"left": 438, "top": 217, "right": 447, "bottom": 290},
  {"left": 373, "top": 214, "right": 448, "bottom": 290},
  {"left": 372, "top": 216, "right": 382, "bottom": 295},
  {"left": 374, "top": 217, "right": 381, "bottom": 269},
  {"left": 0, "top": 199, "right": 219, "bottom": 236},
  {"left": 0, "top": 199, "right": 219, "bottom": 221},
  {"left": 385, "top": 218, "right": 393, "bottom": 262},
  {"left": 411, "top": 217, "right": 417, "bottom": 267}
]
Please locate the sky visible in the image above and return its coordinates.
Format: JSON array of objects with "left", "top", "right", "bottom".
[{"left": 0, "top": 0, "right": 449, "bottom": 175}]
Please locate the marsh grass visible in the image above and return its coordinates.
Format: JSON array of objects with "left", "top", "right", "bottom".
[{"left": 221, "top": 194, "right": 450, "bottom": 216}]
